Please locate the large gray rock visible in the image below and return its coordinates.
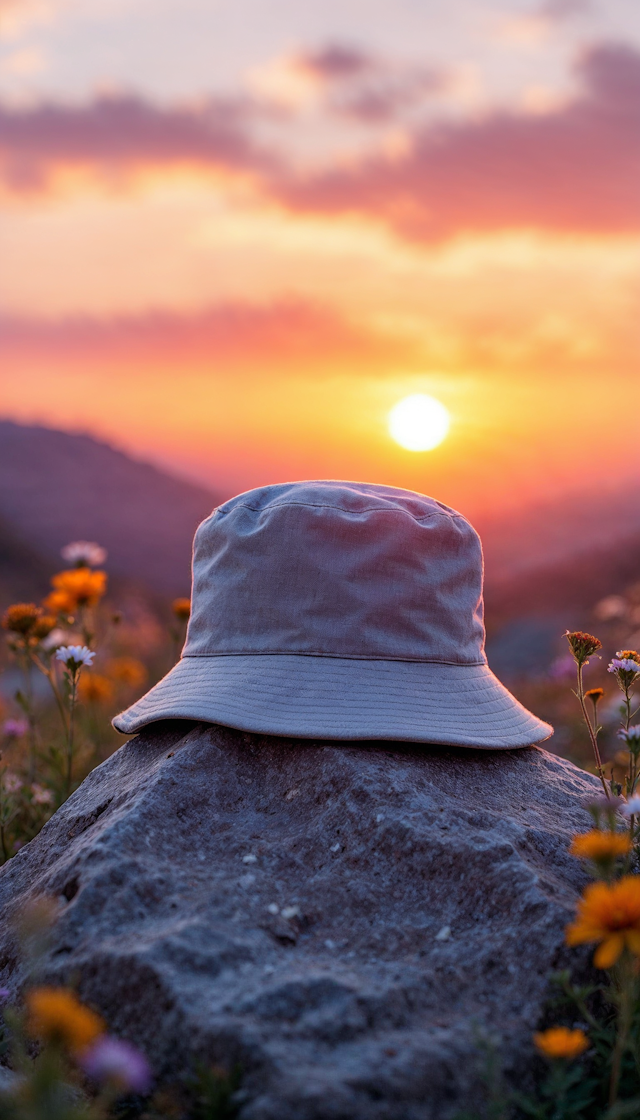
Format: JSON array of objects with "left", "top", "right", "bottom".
[{"left": 0, "top": 724, "right": 600, "bottom": 1118}]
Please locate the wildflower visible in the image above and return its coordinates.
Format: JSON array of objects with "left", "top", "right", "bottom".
[
  {"left": 61, "top": 541, "right": 107, "bottom": 568},
  {"left": 172, "top": 598, "right": 191, "bottom": 622},
  {"left": 31, "top": 614, "right": 57, "bottom": 641},
  {"left": 25, "top": 987, "right": 105, "bottom": 1052},
  {"left": 2, "top": 719, "right": 28, "bottom": 739},
  {"left": 56, "top": 645, "right": 95, "bottom": 672},
  {"left": 43, "top": 589, "right": 76, "bottom": 616},
  {"left": 80, "top": 1036, "right": 152, "bottom": 1094},
  {"left": 566, "top": 876, "right": 640, "bottom": 968},
  {"left": 618, "top": 650, "right": 640, "bottom": 662},
  {"left": 31, "top": 784, "right": 54, "bottom": 805},
  {"left": 533, "top": 1027, "right": 589, "bottom": 1061},
  {"left": 565, "top": 631, "right": 602, "bottom": 667},
  {"left": 41, "top": 627, "right": 68, "bottom": 652},
  {"left": 617, "top": 725, "right": 640, "bottom": 744},
  {"left": 585, "top": 687, "right": 604, "bottom": 704},
  {"left": 46, "top": 569, "right": 107, "bottom": 612},
  {"left": 548, "top": 654, "right": 576, "bottom": 681},
  {"left": 2, "top": 603, "right": 40, "bottom": 635},
  {"left": 584, "top": 793, "right": 624, "bottom": 814},
  {"left": 608, "top": 658, "right": 640, "bottom": 675},
  {"left": 106, "top": 657, "right": 147, "bottom": 688},
  {"left": 621, "top": 795, "right": 640, "bottom": 817},
  {"left": 78, "top": 673, "right": 114, "bottom": 704},
  {"left": 3, "top": 772, "right": 22, "bottom": 794},
  {"left": 570, "top": 830, "right": 631, "bottom": 863}
]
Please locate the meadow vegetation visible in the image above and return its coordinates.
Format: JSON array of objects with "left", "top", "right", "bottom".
[{"left": 2, "top": 546, "right": 640, "bottom": 1117}]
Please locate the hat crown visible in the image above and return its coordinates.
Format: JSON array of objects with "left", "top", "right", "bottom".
[{"left": 185, "top": 480, "right": 485, "bottom": 665}]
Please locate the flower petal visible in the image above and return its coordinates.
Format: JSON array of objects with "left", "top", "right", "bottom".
[{"left": 594, "top": 934, "right": 624, "bottom": 969}]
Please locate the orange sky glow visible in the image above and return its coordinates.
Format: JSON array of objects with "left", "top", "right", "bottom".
[{"left": 0, "top": 0, "right": 639, "bottom": 523}]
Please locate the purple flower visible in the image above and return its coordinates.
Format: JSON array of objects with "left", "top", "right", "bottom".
[
  {"left": 548, "top": 654, "right": 576, "bottom": 681},
  {"left": 608, "top": 658, "right": 640, "bottom": 674},
  {"left": 2, "top": 719, "right": 28, "bottom": 739},
  {"left": 80, "top": 1036, "right": 152, "bottom": 1095},
  {"left": 618, "top": 725, "right": 640, "bottom": 743},
  {"left": 622, "top": 795, "right": 640, "bottom": 817}
]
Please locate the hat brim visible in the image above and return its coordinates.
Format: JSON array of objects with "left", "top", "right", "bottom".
[{"left": 112, "top": 655, "right": 552, "bottom": 749}]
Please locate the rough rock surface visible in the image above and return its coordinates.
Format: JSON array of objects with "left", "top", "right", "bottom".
[{"left": 0, "top": 723, "right": 601, "bottom": 1119}]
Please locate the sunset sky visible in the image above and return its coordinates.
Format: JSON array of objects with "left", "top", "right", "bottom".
[{"left": 1, "top": 0, "right": 639, "bottom": 521}]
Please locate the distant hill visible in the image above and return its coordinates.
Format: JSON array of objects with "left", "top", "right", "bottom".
[
  {"left": 0, "top": 421, "right": 221, "bottom": 597},
  {"left": 0, "top": 514, "right": 51, "bottom": 609}
]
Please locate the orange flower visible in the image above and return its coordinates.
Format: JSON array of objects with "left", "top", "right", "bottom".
[
  {"left": 172, "top": 597, "right": 191, "bottom": 622},
  {"left": 106, "top": 657, "right": 147, "bottom": 688},
  {"left": 78, "top": 673, "right": 114, "bottom": 704},
  {"left": 31, "top": 614, "right": 57, "bottom": 641},
  {"left": 570, "top": 830, "right": 631, "bottom": 862},
  {"left": 2, "top": 603, "right": 40, "bottom": 635},
  {"left": 566, "top": 876, "right": 640, "bottom": 968},
  {"left": 533, "top": 1027, "right": 588, "bottom": 1061},
  {"left": 48, "top": 569, "right": 107, "bottom": 610},
  {"left": 565, "top": 631, "right": 602, "bottom": 667},
  {"left": 618, "top": 650, "right": 640, "bottom": 664},
  {"left": 25, "top": 987, "right": 105, "bottom": 1052},
  {"left": 584, "top": 688, "right": 604, "bottom": 703},
  {"left": 43, "top": 589, "right": 76, "bottom": 616}
]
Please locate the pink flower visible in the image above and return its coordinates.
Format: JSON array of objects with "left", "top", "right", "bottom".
[
  {"left": 80, "top": 1036, "right": 152, "bottom": 1095},
  {"left": 2, "top": 719, "right": 28, "bottom": 739},
  {"left": 31, "top": 784, "right": 53, "bottom": 805},
  {"left": 3, "top": 772, "right": 22, "bottom": 794},
  {"left": 61, "top": 541, "right": 107, "bottom": 568}
]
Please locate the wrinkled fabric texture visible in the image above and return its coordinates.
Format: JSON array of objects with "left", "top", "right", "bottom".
[
  {"left": 114, "top": 480, "right": 552, "bottom": 748},
  {"left": 186, "top": 482, "right": 485, "bottom": 663}
]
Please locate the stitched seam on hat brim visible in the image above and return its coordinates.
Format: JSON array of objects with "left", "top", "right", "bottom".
[
  {"left": 181, "top": 653, "right": 488, "bottom": 665},
  {"left": 215, "top": 501, "right": 467, "bottom": 524}
]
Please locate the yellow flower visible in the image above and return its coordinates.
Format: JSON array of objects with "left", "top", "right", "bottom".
[
  {"left": 25, "top": 987, "right": 105, "bottom": 1052},
  {"left": 172, "top": 597, "right": 191, "bottom": 622},
  {"left": 570, "top": 830, "right": 631, "bottom": 862},
  {"left": 78, "top": 673, "right": 115, "bottom": 704},
  {"left": 47, "top": 569, "right": 107, "bottom": 611},
  {"left": 566, "top": 876, "right": 640, "bottom": 968},
  {"left": 2, "top": 603, "right": 41, "bottom": 635},
  {"left": 533, "top": 1027, "right": 589, "bottom": 1061},
  {"left": 106, "top": 657, "right": 147, "bottom": 688}
]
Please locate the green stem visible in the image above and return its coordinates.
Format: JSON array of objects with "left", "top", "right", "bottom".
[
  {"left": 65, "top": 673, "right": 77, "bottom": 799},
  {"left": 577, "top": 663, "right": 609, "bottom": 797},
  {"left": 609, "top": 958, "right": 634, "bottom": 1106},
  {"left": 32, "top": 653, "right": 69, "bottom": 737}
]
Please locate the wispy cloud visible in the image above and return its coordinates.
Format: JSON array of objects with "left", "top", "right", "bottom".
[
  {"left": 0, "top": 41, "right": 637, "bottom": 242},
  {"left": 270, "top": 42, "right": 640, "bottom": 241},
  {"left": 0, "top": 299, "right": 411, "bottom": 369}
]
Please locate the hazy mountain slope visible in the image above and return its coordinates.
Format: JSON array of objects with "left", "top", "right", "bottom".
[
  {"left": 0, "top": 422, "right": 220, "bottom": 595},
  {"left": 0, "top": 514, "right": 51, "bottom": 611}
]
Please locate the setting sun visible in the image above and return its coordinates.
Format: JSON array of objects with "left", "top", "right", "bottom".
[{"left": 388, "top": 394, "right": 450, "bottom": 452}]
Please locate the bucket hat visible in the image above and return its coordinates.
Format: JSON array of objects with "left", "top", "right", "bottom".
[{"left": 113, "top": 480, "right": 552, "bottom": 748}]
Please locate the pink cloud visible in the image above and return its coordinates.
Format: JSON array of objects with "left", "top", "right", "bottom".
[
  {"left": 0, "top": 301, "right": 411, "bottom": 369},
  {"left": 270, "top": 43, "right": 640, "bottom": 240},
  {"left": 0, "top": 42, "right": 637, "bottom": 241},
  {"left": 0, "top": 93, "right": 277, "bottom": 191}
]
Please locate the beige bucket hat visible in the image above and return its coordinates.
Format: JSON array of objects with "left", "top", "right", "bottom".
[{"left": 113, "top": 480, "right": 552, "bottom": 748}]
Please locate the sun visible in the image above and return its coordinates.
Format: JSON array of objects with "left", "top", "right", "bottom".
[{"left": 388, "top": 394, "right": 450, "bottom": 452}]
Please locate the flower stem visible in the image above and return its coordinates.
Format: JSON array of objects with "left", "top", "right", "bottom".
[
  {"left": 65, "top": 673, "right": 77, "bottom": 800},
  {"left": 577, "top": 663, "right": 609, "bottom": 797},
  {"left": 609, "top": 957, "right": 635, "bottom": 1105}
]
